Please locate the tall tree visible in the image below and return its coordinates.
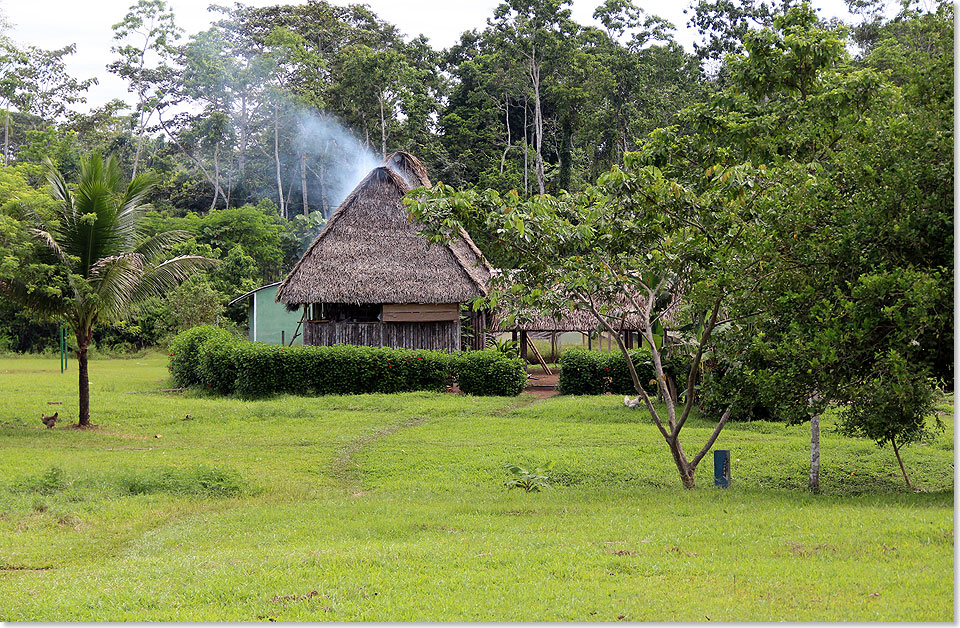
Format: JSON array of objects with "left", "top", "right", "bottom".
[{"left": 108, "top": 0, "right": 182, "bottom": 177}]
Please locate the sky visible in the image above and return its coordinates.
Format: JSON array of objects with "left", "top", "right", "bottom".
[{"left": 2, "top": 0, "right": 860, "bottom": 113}]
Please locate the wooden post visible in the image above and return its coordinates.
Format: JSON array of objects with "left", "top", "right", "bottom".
[
  {"left": 512, "top": 329, "right": 518, "bottom": 343},
  {"left": 525, "top": 334, "right": 552, "bottom": 375},
  {"left": 587, "top": 332, "right": 592, "bottom": 351},
  {"left": 520, "top": 331, "right": 528, "bottom": 362},
  {"left": 550, "top": 332, "right": 556, "bottom": 362}
]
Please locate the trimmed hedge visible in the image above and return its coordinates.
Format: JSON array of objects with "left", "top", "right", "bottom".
[
  {"left": 167, "top": 328, "right": 524, "bottom": 398},
  {"left": 557, "top": 350, "right": 608, "bottom": 395},
  {"left": 558, "top": 348, "right": 690, "bottom": 397},
  {"left": 168, "top": 325, "right": 235, "bottom": 388},
  {"left": 454, "top": 351, "right": 527, "bottom": 397}
]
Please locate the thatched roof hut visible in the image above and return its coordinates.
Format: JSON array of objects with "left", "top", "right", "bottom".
[{"left": 275, "top": 152, "right": 492, "bottom": 352}]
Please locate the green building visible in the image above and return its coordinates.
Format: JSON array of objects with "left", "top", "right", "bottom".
[{"left": 229, "top": 282, "right": 304, "bottom": 345}]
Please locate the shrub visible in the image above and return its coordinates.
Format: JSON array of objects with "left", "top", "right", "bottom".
[
  {"left": 455, "top": 350, "right": 527, "bottom": 396},
  {"left": 197, "top": 333, "right": 241, "bottom": 395},
  {"left": 168, "top": 325, "right": 234, "bottom": 388},
  {"left": 558, "top": 349, "right": 608, "bottom": 395},
  {"left": 606, "top": 350, "right": 658, "bottom": 395},
  {"left": 168, "top": 329, "right": 529, "bottom": 398}
]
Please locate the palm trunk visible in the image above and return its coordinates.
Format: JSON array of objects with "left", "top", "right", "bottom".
[
  {"left": 77, "top": 340, "right": 90, "bottom": 427},
  {"left": 809, "top": 411, "right": 821, "bottom": 491}
]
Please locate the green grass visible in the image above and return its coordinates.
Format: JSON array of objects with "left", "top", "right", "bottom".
[{"left": 0, "top": 353, "right": 953, "bottom": 621}]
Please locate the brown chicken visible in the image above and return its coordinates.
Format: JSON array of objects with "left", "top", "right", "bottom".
[{"left": 40, "top": 412, "right": 58, "bottom": 428}]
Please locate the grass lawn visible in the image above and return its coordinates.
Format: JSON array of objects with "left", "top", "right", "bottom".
[{"left": 0, "top": 352, "right": 953, "bottom": 621}]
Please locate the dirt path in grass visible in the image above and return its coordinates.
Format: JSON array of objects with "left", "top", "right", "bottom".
[
  {"left": 330, "top": 395, "right": 550, "bottom": 493},
  {"left": 330, "top": 415, "right": 433, "bottom": 491}
]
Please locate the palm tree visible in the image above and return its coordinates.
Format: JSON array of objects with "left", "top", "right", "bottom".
[{"left": 3, "top": 153, "right": 215, "bottom": 426}]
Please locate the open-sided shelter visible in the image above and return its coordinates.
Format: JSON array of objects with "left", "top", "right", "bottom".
[{"left": 275, "top": 152, "right": 491, "bottom": 352}]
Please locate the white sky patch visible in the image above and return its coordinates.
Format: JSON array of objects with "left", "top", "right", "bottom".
[{"left": 2, "top": 0, "right": 859, "bottom": 114}]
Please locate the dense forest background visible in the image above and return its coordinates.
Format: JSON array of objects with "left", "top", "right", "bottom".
[{"left": 0, "top": 0, "right": 951, "bottom": 359}]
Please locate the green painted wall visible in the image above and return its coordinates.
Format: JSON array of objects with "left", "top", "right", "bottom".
[{"left": 248, "top": 284, "right": 304, "bottom": 345}]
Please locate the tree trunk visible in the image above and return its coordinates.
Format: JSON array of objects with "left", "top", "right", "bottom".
[
  {"left": 77, "top": 341, "right": 90, "bottom": 427},
  {"left": 300, "top": 152, "right": 309, "bottom": 215},
  {"left": 530, "top": 55, "right": 545, "bottom": 195},
  {"left": 3, "top": 110, "right": 8, "bottom": 166},
  {"left": 239, "top": 91, "right": 248, "bottom": 181},
  {"left": 210, "top": 144, "right": 220, "bottom": 211},
  {"left": 274, "top": 106, "right": 285, "bottom": 218},
  {"left": 809, "top": 411, "right": 821, "bottom": 491},
  {"left": 500, "top": 94, "right": 511, "bottom": 174},
  {"left": 378, "top": 93, "right": 387, "bottom": 158},
  {"left": 891, "top": 437, "right": 914, "bottom": 490},
  {"left": 523, "top": 96, "right": 529, "bottom": 195}
]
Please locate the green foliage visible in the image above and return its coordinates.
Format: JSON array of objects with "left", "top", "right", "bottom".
[
  {"left": 559, "top": 349, "right": 683, "bottom": 397},
  {"left": 167, "top": 324, "right": 234, "bottom": 388},
  {"left": 557, "top": 349, "right": 608, "bottom": 395},
  {"left": 169, "top": 327, "right": 463, "bottom": 398},
  {"left": 454, "top": 350, "right": 527, "bottom": 397},
  {"left": 838, "top": 350, "right": 943, "bottom": 449},
  {"left": 504, "top": 460, "right": 555, "bottom": 493}
]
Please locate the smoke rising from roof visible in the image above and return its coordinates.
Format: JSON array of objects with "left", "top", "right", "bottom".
[{"left": 294, "top": 111, "right": 381, "bottom": 214}]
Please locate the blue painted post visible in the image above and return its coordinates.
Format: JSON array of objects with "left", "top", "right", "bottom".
[{"left": 714, "top": 449, "right": 731, "bottom": 488}]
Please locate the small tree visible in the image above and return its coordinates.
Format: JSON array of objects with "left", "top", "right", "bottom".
[
  {"left": 407, "top": 156, "right": 790, "bottom": 489},
  {"left": 837, "top": 351, "right": 942, "bottom": 490},
  {"left": 0, "top": 153, "right": 215, "bottom": 426}
]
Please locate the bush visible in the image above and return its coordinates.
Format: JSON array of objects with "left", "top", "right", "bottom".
[
  {"left": 455, "top": 350, "right": 527, "bottom": 396},
  {"left": 169, "top": 327, "right": 458, "bottom": 398},
  {"left": 606, "top": 350, "right": 658, "bottom": 396},
  {"left": 558, "top": 349, "right": 608, "bottom": 395},
  {"left": 197, "top": 333, "right": 241, "bottom": 395},
  {"left": 559, "top": 347, "right": 692, "bottom": 398},
  {"left": 168, "top": 325, "right": 234, "bottom": 388}
]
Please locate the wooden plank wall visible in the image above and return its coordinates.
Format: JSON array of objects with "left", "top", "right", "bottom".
[
  {"left": 382, "top": 303, "right": 459, "bottom": 322},
  {"left": 304, "top": 320, "right": 461, "bottom": 352}
]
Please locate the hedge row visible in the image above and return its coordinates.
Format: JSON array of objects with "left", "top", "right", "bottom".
[
  {"left": 558, "top": 348, "right": 691, "bottom": 396},
  {"left": 168, "top": 326, "right": 527, "bottom": 398}
]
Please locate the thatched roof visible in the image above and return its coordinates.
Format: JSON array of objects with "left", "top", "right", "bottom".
[
  {"left": 276, "top": 156, "right": 491, "bottom": 305},
  {"left": 498, "top": 306, "right": 648, "bottom": 332},
  {"left": 384, "top": 150, "right": 430, "bottom": 188}
]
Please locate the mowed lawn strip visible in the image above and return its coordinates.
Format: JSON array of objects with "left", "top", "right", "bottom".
[{"left": 0, "top": 354, "right": 952, "bottom": 621}]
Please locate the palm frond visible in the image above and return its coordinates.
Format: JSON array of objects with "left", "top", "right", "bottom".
[
  {"left": 134, "top": 230, "right": 193, "bottom": 262},
  {"left": 44, "top": 160, "right": 73, "bottom": 210},
  {"left": 87, "top": 253, "right": 147, "bottom": 322},
  {"left": 116, "top": 173, "right": 157, "bottom": 246},
  {"left": 129, "top": 255, "right": 218, "bottom": 304},
  {"left": 27, "top": 228, "right": 71, "bottom": 266},
  {"left": 0, "top": 276, "right": 69, "bottom": 319}
]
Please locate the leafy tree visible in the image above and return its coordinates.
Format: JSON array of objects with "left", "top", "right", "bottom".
[
  {"left": 108, "top": 0, "right": 182, "bottom": 176},
  {"left": 407, "top": 156, "right": 791, "bottom": 489},
  {"left": 0, "top": 153, "right": 214, "bottom": 426}
]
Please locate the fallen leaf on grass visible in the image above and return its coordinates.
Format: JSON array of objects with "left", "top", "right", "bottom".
[{"left": 867, "top": 592, "right": 881, "bottom": 598}]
